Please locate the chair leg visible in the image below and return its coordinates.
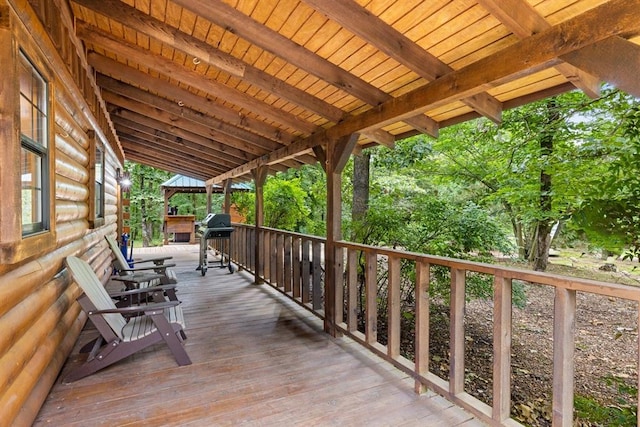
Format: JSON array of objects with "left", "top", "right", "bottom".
[{"left": 149, "top": 313, "right": 192, "bottom": 366}]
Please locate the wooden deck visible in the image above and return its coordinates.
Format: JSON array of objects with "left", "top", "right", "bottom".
[{"left": 34, "top": 245, "right": 485, "bottom": 426}]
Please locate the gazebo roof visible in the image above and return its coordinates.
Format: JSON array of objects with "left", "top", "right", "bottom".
[{"left": 161, "top": 174, "right": 252, "bottom": 193}]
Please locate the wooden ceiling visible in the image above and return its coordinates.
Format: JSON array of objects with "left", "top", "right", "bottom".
[{"left": 68, "top": 0, "right": 640, "bottom": 182}]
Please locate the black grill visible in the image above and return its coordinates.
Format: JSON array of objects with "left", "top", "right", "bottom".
[{"left": 197, "top": 213, "right": 234, "bottom": 275}]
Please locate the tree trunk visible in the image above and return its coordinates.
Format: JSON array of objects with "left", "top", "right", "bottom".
[
  {"left": 140, "top": 174, "right": 151, "bottom": 247},
  {"left": 351, "top": 152, "right": 370, "bottom": 241},
  {"left": 533, "top": 97, "right": 559, "bottom": 271}
]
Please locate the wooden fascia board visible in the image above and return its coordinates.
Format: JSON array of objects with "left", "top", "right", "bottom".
[{"left": 206, "top": 0, "right": 640, "bottom": 184}]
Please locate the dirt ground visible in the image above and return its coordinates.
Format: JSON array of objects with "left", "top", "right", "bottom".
[{"left": 428, "top": 251, "right": 639, "bottom": 426}]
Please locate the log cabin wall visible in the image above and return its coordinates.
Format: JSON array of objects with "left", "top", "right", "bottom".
[{"left": 0, "top": 0, "right": 123, "bottom": 425}]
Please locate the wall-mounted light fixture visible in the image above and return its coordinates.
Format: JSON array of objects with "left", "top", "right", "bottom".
[{"left": 116, "top": 168, "right": 132, "bottom": 191}]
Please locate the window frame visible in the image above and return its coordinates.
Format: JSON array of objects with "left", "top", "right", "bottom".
[
  {"left": 0, "top": 26, "right": 57, "bottom": 265},
  {"left": 89, "top": 131, "right": 106, "bottom": 229},
  {"left": 19, "top": 50, "right": 50, "bottom": 237}
]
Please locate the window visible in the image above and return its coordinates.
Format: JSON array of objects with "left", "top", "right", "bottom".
[
  {"left": 89, "top": 132, "right": 106, "bottom": 229},
  {"left": 95, "top": 145, "right": 105, "bottom": 220},
  {"left": 19, "top": 51, "right": 49, "bottom": 236}
]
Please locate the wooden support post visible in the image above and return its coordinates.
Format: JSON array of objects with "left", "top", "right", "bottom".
[
  {"left": 324, "top": 133, "right": 359, "bottom": 336},
  {"left": 223, "top": 179, "right": 232, "bottom": 214},
  {"left": 552, "top": 287, "right": 576, "bottom": 427},
  {"left": 388, "top": 256, "right": 401, "bottom": 359},
  {"left": 205, "top": 184, "right": 212, "bottom": 214},
  {"left": 252, "top": 166, "right": 267, "bottom": 285}
]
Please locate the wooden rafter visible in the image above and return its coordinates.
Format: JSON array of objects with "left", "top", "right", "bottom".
[
  {"left": 301, "top": 0, "right": 503, "bottom": 123},
  {"left": 207, "top": 0, "right": 640, "bottom": 184}
]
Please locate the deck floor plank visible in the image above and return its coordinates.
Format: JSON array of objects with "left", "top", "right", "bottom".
[{"left": 34, "top": 245, "right": 485, "bottom": 426}]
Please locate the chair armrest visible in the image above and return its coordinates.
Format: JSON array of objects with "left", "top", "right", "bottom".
[
  {"left": 132, "top": 255, "right": 173, "bottom": 266},
  {"left": 111, "top": 273, "right": 165, "bottom": 283},
  {"left": 109, "top": 284, "right": 177, "bottom": 298},
  {"left": 89, "top": 300, "right": 180, "bottom": 315},
  {"left": 120, "top": 263, "right": 176, "bottom": 273}
]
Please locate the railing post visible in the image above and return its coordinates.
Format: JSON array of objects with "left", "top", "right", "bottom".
[
  {"left": 493, "top": 274, "right": 512, "bottom": 422},
  {"left": 415, "top": 260, "right": 430, "bottom": 394},
  {"left": 553, "top": 287, "right": 576, "bottom": 427},
  {"left": 450, "top": 268, "right": 466, "bottom": 395}
]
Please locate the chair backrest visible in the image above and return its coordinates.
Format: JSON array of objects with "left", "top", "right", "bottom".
[
  {"left": 65, "top": 256, "right": 126, "bottom": 339},
  {"left": 105, "top": 235, "right": 131, "bottom": 272}
]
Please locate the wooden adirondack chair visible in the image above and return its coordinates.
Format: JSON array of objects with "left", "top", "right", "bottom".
[
  {"left": 105, "top": 235, "right": 178, "bottom": 285},
  {"left": 64, "top": 256, "right": 192, "bottom": 382}
]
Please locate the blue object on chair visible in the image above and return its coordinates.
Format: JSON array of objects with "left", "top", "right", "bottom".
[{"left": 120, "top": 233, "right": 134, "bottom": 268}]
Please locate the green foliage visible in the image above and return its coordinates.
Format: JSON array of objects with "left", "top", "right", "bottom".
[
  {"left": 264, "top": 176, "right": 310, "bottom": 230},
  {"left": 574, "top": 376, "right": 637, "bottom": 426},
  {"left": 125, "top": 162, "right": 171, "bottom": 244},
  {"left": 572, "top": 96, "right": 640, "bottom": 256}
]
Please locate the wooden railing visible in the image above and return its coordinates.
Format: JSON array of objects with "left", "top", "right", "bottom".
[{"left": 220, "top": 223, "right": 640, "bottom": 427}]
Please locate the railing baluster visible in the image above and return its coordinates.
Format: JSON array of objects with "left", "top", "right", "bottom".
[
  {"left": 415, "top": 260, "right": 430, "bottom": 394},
  {"left": 284, "top": 235, "right": 292, "bottom": 294},
  {"left": 263, "top": 230, "right": 270, "bottom": 282},
  {"left": 312, "top": 242, "right": 322, "bottom": 310},
  {"left": 450, "top": 268, "right": 466, "bottom": 395},
  {"left": 347, "top": 249, "right": 358, "bottom": 332},
  {"left": 335, "top": 246, "right": 344, "bottom": 326},
  {"left": 293, "top": 236, "right": 301, "bottom": 300},
  {"left": 277, "top": 233, "right": 284, "bottom": 288},
  {"left": 493, "top": 274, "right": 512, "bottom": 422},
  {"left": 270, "top": 232, "right": 277, "bottom": 285},
  {"left": 301, "top": 239, "right": 311, "bottom": 304},
  {"left": 388, "top": 255, "right": 401, "bottom": 359},
  {"left": 552, "top": 287, "right": 576, "bottom": 427},
  {"left": 365, "top": 250, "right": 377, "bottom": 345}
]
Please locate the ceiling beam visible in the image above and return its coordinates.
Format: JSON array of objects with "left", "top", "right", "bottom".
[
  {"left": 476, "top": 0, "right": 601, "bottom": 98},
  {"left": 112, "top": 118, "right": 246, "bottom": 169},
  {"left": 76, "top": 20, "right": 319, "bottom": 135},
  {"left": 117, "top": 131, "right": 230, "bottom": 173},
  {"left": 171, "top": 0, "right": 439, "bottom": 138},
  {"left": 98, "top": 74, "right": 287, "bottom": 153},
  {"left": 560, "top": 36, "right": 640, "bottom": 99},
  {"left": 100, "top": 82, "right": 282, "bottom": 154},
  {"left": 301, "top": 0, "right": 503, "bottom": 123},
  {"left": 73, "top": 0, "right": 349, "bottom": 124},
  {"left": 88, "top": 54, "right": 296, "bottom": 146},
  {"left": 206, "top": 0, "right": 640, "bottom": 183},
  {"left": 121, "top": 141, "right": 216, "bottom": 179},
  {"left": 106, "top": 103, "right": 257, "bottom": 163}
]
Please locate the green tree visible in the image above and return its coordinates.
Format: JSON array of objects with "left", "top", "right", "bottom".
[
  {"left": 411, "top": 89, "right": 622, "bottom": 270},
  {"left": 125, "top": 162, "right": 170, "bottom": 246}
]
